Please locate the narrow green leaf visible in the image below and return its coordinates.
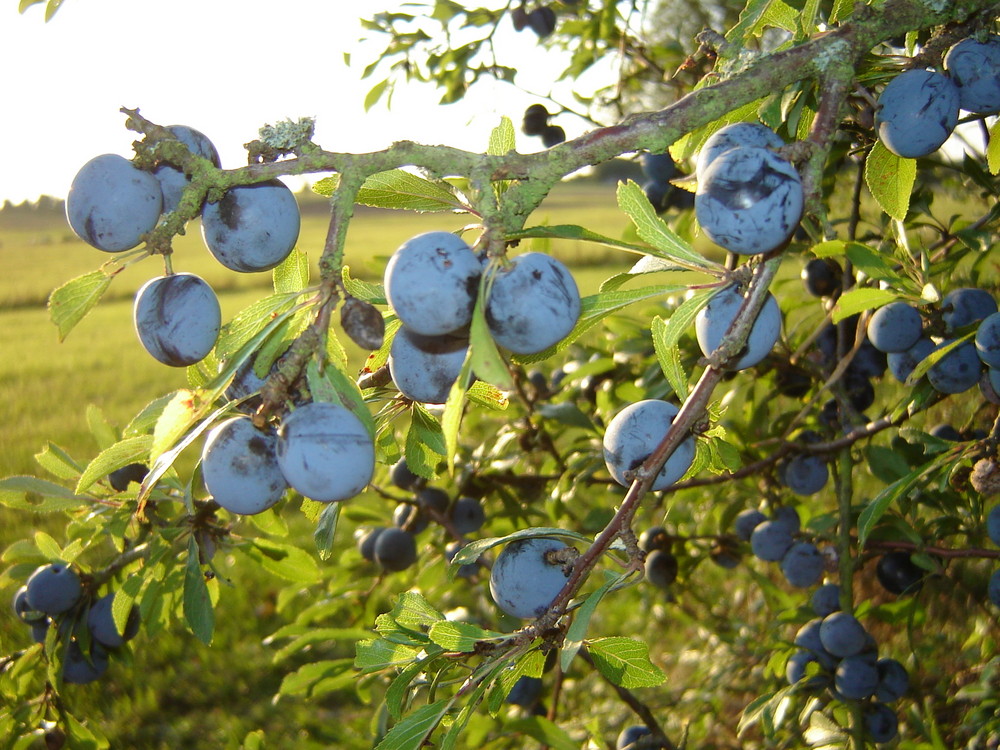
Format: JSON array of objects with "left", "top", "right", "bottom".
[
  {"left": 616, "top": 181, "right": 718, "bottom": 271},
  {"left": 76, "top": 435, "right": 153, "bottom": 494},
  {"left": 858, "top": 463, "right": 934, "bottom": 549},
  {"left": 272, "top": 248, "right": 310, "bottom": 293},
  {"left": 306, "top": 359, "right": 375, "bottom": 438},
  {"left": 469, "top": 275, "right": 513, "bottom": 389},
  {"left": 374, "top": 699, "right": 451, "bottom": 750},
  {"left": 650, "top": 290, "right": 714, "bottom": 399},
  {"left": 865, "top": 142, "right": 915, "bottom": 221},
  {"left": 561, "top": 574, "right": 617, "bottom": 672},
  {"left": 587, "top": 637, "right": 665, "bottom": 689},
  {"left": 427, "top": 621, "right": 507, "bottom": 653},
  {"left": 443, "top": 353, "right": 474, "bottom": 474},
  {"left": 47, "top": 270, "right": 113, "bottom": 341},
  {"left": 183, "top": 538, "right": 214, "bottom": 644},
  {"left": 515, "top": 284, "right": 687, "bottom": 365},
  {"left": 905, "top": 332, "right": 974, "bottom": 385},
  {"left": 386, "top": 661, "right": 425, "bottom": 720},
  {"left": 314, "top": 502, "right": 341, "bottom": 561},
  {"left": 506, "top": 224, "right": 676, "bottom": 263},
  {"left": 451, "top": 527, "right": 592, "bottom": 567},
  {"left": 357, "top": 170, "right": 465, "bottom": 212},
  {"left": 831, "top": 287, "right": 898, "bottom": 322}
]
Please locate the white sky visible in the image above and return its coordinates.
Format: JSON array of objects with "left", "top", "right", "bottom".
[{"left": 0, "top": 0, "right": 595, "bottom": 204}]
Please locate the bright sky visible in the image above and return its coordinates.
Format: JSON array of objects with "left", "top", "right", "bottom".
[{"left": 0, "top": 0, "right": 591, "bottom": 204}]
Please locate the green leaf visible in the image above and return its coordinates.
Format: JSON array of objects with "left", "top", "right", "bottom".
[
  {"left": 33, "top": 531, "right": 63, "bottom": 561},
  {"left": 487, "top": 651, "right": 545, "bottom": 714},
  {"left": 587, "top": 637, "right": 665, "bottom": 688},
  {"left": 813, "top": 240, "right": 909, "bottom": 287},
  {"left": 306, "top": 358, "right": 375, "bottom": 438},
  {"left": 86, "top": 405, "right": 118, "bottom": 450},
  {"left": 364, "top": 78, "right": 391, "bottom": 111},
  {"left": 272, "top": 248, "right": 310, "bottom": 293},
  {"left": 151, "top": 389, "right": 204, "bottom": 459},
  {"left": 506, "top": 224, "right": 674, "bottom": 263},
  {"left": 467, "top": 381, "right": 509, "bottom": 411},
  {"left": 214, "top": 293, "right": 299, "bottom": 362},
  {"left": 831, "top": 287, "right": 898, "bottom": 322},
  {"left": 616, "top": 181, "right": 718, "bottom": 271},
  {"left": 44, "top": 0, "right": 65, "bottom": 21},
  {"left": 427, "top": 621, "right": 507, "bottom": 653},
  {"left": 650, "top": 289, "right": 714, "bottom": 399},
  {"left": 857, "top": 459, "right": 943, "bottom": 549},
  {"left": 33, "top": 443, "right": 83, "bottom": 480},
  {"left": 451, "top": 527, "right": 592, "bottom": 567},
  {"left": 279, "top": 659, "right": 355, "bottom": 697},
  {"left": 313, "top": 502, "right": 342, "bottom": 561},
  {"left": 726, "top": 0, "right": 773, "bottom": 42},
  {"left": 390, "top": 591, "right": 446, "bottom": 630},
  {"left": 47, "top": 270, "right": 113, "bottom": 341},
  {"left": 356, "top": 170, "right": 465, "bottom": 212},
  {"left": 865, "top": 141, "right": 915, "bottom": 221},
  {"left": 488, "top": 116, "right": 516, "bottom": 156},
  {"left": 374, "top": 699, "right": 451, "bottom": 750},
  {"left": 864, "top": 445, "right": 911, "bottom": 484},
  {"left": 405, "top": 405, "right": 447, "bottom": 479},
  {"left": 988, "top": 119, "right": 1000, "bottom": 175},
  {"left": 830, "top": 0, "right": 854, "bottom": 23},
  {"left": 0, "top": 476, "right": 89, "bottom": 512},
  {"left": 75, "top": 435, "right": 153, "bottom": 494},
  {"left": 905, "top": 332, "right": 974, "bottom": 385},
  {"left": 244, "top": 538, "right": 320, "bottom": 583},
  {"left": 470, "top": 273, "right": 513, "bottom": 389},
  {"left": 242, "top": 730, "right": 265, "bottom": 750},
  {"left": 355, "top": 639, "right": 422, "bottom": 672},
  {"left": 504, "top": 717, "right": 578, "bottom": 750},
  {"left": 183, "top": 538, "right": 214, "bottom": 645},
  {"left": 515, "top": 284, "right": 687, "bottom": 365}
]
